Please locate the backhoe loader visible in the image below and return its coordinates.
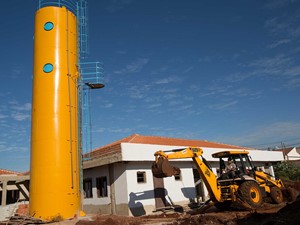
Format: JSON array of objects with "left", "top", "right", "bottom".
[{"left": 152, "top": 147, "right": 292, "bottom": 210}]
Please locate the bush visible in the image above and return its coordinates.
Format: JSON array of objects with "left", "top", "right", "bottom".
[{"left": 274, "top": 161, "right": 300, "bottom": 181}]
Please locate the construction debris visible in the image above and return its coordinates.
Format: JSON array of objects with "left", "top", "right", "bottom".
[{"left": 0, "top": 215, "right": 44, "bottom": 225}]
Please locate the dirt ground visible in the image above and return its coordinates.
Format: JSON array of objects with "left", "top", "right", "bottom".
[
  {"left": 76, "top": 201, "right": 299, "bottom": 225},
  {"left": 76, "top": 182, "right": 300, "bottom": 225}
]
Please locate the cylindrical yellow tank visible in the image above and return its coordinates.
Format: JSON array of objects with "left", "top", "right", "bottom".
[{"left": 30, "top": 6, "right": 80, "bottom": 220}]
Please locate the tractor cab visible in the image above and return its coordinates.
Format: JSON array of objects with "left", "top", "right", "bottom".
[{"left": 212, "top": 150, "right": 256, "bottom": 180}]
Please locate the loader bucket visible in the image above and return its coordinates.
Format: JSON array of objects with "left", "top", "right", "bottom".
[{"left": 152, "top": 157, "right": 181, "bottom": 178}]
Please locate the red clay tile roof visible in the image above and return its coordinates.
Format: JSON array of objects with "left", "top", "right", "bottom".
[
  {"left": 22, "top": 171, "right": 30, "bottom": 176},
  {"left": 87, "top": 133, "right": 248, "bottom": 159},
  {"left": 0, "top": 169, "right": 22, "bottom": 176}
]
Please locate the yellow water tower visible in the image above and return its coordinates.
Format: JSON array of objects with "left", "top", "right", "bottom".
[{"left": 30, "top": 2, "right": 81, "bottom": 220}]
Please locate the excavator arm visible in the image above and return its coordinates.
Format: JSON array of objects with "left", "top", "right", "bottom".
[{"left": 152, "top": 147, "right": 222, "bottom": 202}]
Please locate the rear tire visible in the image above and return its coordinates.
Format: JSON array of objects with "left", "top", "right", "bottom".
[
  {"left": 238, "top": 181, "right": 263, "bottom": 208},
  {"left": 270, "top": 186, "right": 283, "bottom": 204}
]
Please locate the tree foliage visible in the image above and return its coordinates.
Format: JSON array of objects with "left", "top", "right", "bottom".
[{"left": 274, "top": 161, "right": 300, "bottom": 181}]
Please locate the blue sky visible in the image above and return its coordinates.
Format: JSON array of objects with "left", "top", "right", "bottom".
[{"left": 1, "top": 0, "right": 300, "bottom": 172}]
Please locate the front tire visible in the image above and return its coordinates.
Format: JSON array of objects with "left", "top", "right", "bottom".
[
  {"left": 238, "top": 181, "right": 263, "bottom": 208},
  {"left": 286, "top": 187, "right": 298, "bottom": 203},
  {"left": 270, "top": 186, "right": 283, "bottom": 204}
]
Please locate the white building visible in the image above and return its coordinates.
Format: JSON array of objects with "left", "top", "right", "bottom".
[
  {"left": 280, "top": 147, "right": 300, "bottom": 161},
  {"left": 82, "top": 134, "right": 284, "bottom": 216}
]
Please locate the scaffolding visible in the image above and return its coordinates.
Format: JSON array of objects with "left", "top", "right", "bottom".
[
  {"left": 77, "top": 0, "right": 104, "bottom": 157},
  {"left": 78, "top": 62, "right": 104, "bottom": 158}
]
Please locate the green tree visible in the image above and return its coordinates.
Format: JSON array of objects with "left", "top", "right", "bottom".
[{"left": 274, "top": 161, "right": 300, "bottom": 181}]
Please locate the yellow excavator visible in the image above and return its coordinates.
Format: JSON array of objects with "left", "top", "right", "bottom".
[{"left": 152, "top": 147, "right": 293, "bottom": 210}]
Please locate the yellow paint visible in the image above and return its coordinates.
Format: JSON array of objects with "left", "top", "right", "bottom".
[{"left": 30, "top": 6, "right": 81, "bottom": 220}]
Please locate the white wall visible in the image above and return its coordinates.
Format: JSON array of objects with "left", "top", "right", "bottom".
[
  {"left": 287, "top": 147, "right": 300, "bottom": 160},
  {"left": 124, "top": 161, "right": 197, "bottom": 214},
  {"left": 163, "top": 161, "right": 196, "bottom": 203},
  {"left": 113, "top": 162, "right": 129, "bottom": 205},
  {"left": 83, "top": 165, "right": 111, "bottom": 206},
  {"left": 246, "top": 149, "right": 284, "bottom": 161},
  {"left": 121, "top": 143, "right": 284, "bottom": 162},
  {"left": 125, "top": 162, "right": 155, "bottom": 208}
]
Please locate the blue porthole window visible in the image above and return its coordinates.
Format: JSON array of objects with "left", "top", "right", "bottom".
[
  {"left": 44, "top": 22, "right": 54, "bottom": 31},
  {"left": 43, "top": 63, "right": 54, "bottom": 73}
]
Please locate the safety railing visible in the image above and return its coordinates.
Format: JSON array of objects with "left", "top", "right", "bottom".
[{"left": 38, "top": 0, "right": 78, "bottom": 14}]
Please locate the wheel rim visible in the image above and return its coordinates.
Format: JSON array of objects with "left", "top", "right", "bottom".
[
  {"left": 275, "top": 191, "right": 280, "bottom": 200},
  {"left": 250, "top": 187, "right": 260, "bottom": 203}
]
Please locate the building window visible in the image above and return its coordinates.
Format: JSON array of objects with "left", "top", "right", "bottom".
[
  {"left": 96, "top": 177, "right": 108, "bottom": 198},
  {"left": 83, "top": 179, "right": 93, "bottom": 198},
  {"left": 174, "top": 171, "right": 182, "bottom": 181},
  {"left": 137, "top": 171, "right": 146, "bottom": 183}
]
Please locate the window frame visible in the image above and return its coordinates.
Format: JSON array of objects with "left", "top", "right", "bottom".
[
  {"left": 137, "top": 171, "right": 146, "bottom": 183},
  {"left": 174, "top": 171, "right": 182, "bottom": 181},
  {"left": 96, "top": 176, "right": 108, "bottom": 198},
  {"left": 83, "top": 178, "right": 93, "bottom": 199}
]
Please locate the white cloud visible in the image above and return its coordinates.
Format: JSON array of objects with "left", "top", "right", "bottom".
[
  {"left": 264, "top": 12, "right": 300, "bottom": 40},
  {"left": 267, "top": 39, "right": 291, "bottom": 48},
  {"left": 219, "top": 121, "right": 300, "bottom": 147},
  {"left": 264, "top": 17, "right": 289, "bottom": 36},
  {"left": 127, "top": 85, "right": 149, "bottom": 99},
  {"left": 263, "top": 0, "right": 298, "bottom": 9},
  {"left": 109, "top": 127, "right": 133, "bottom": 133},
  {"left": 11, "top": 69, "right": 22, "bottom": 79},
  {"left": 106, "top": 0, "right": 133, "bottom": 13},
  {"left": 115, "top": 50, "right": 127, "bottom": 55},
  {"left": 200, "top": 85, "right": 231, "bottom": 97},
  {"left": 208, "top": 101, "right": 238, "bottom": 111},
  {"left": 150, "top": 66, "right": 169, "bottom": 76},
  {"left": 102, "top": 103, "right": 113, "bottom": 108},
  {"left": 114, "top": 58, "right": 149, "bottom": 75},
  {"left": 198, "top": 56, "right": 211, "bottom": 63},
  {"left": 286, "top": 77, "right": 300, "bottom": 88},
  {"left": 219, "top": 54, "right": 299, "bottom": 88},
  {"left": 182, "top": 66, "right": 194, "bottom": 74},
  {"left": 223, "top": 88, "right": 262, "bottom": 99},
  {"left": 177, "top": 104, "right": 193, "bottom": 111},
  {"left": 283, "top": 66, "right": 300, "bottom": 77},
  {"left": 148, "top": 103, "right": 162, "bottom": 109},
  {"left": 0, "top": 114, "right": 8, "bottom": 119},
  {"left": 155, "top": 76, "right": 180, "bottom": 84},
  {"left": 10, "top": 103, "right": 32, "bottom": 111},
  {"left": 248, "top": 54, "right": 292, "bottom": 69},
  {"left": 168, "top": 100, "right": 182, "bottom": 106},
  {"left": 11, "top": 112, "right": 31, "bottom": 121},
  {"left": 0, "top": 145, "right": 28, "bottom": 153}
]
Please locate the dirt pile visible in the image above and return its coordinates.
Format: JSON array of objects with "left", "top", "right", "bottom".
[
  {"left": 237, "top": 199, "right": 300, "bottom": 225},
  {"left": 76, "top": 213, "right": 180, "bottom": 225},
  {"left": 167, "top": 211, "right": 250, "bottom": 225},
  {"left": 76, "top": 215, "right": 141, "bottom": 225},
  {"left": 167, "top": 199, "right": 300, "bottom": 225}
]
